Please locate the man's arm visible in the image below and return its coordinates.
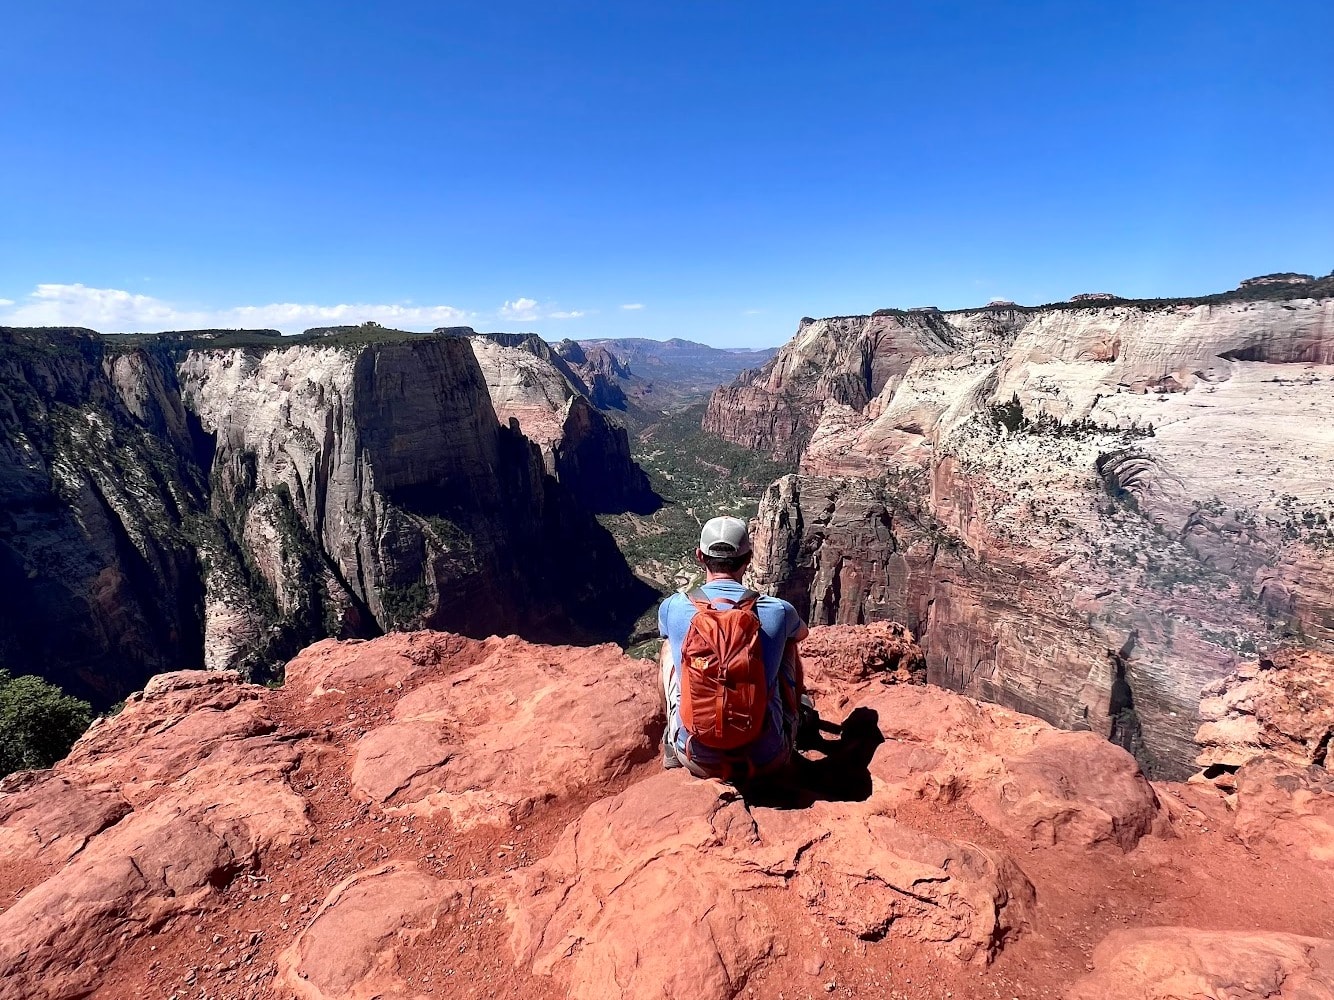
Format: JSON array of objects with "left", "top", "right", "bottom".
[{"left": 779, "top": 603, "right": 808, "bottom": 718}]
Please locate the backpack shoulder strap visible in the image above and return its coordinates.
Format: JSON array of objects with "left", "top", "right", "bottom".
[
  {"left": 689, "top": 587, "right": 762, "bottom": 612},
  {"left": 687, "top": 588, "right": 715, "bottom": 609},
  {"left": 732, "top": 589, "right": 762, "bottom": 611}
]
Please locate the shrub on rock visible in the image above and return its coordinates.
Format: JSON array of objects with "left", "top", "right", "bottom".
[{"left": 0, "top": 671, "right": 92, "bottom": 777}]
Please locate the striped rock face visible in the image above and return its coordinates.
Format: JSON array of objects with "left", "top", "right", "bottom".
[{"left": 713, "top": 294, "right": 1334, "bottom": 776}]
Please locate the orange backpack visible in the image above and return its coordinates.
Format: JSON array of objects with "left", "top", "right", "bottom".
[{"left": 679, "top": 588, "right": 768, "bottom": 750}]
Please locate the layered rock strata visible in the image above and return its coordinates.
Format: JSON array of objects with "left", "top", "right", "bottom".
[
  {"left": 551, "top": 338, "right": 633, "bottom": 410},
  {"left": 711, "top": 290, "right": 1334, "bottom": 775}
]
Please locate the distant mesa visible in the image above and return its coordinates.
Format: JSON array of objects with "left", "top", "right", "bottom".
[
  {"left": 1070, "top": 292, "right": 1118, "bottom": 302},
  {"left": 908, "top": 305, "right": 941, "bottom": 313},
  {"left": 144, "top": 328, "right": 284, "bottom": 340},
  {"left": 432, "top": 325, "right": 479, "bottom": 337},
  {"left": 986, "top": 298, "right": 1016, "bottom": 307},
  {"left": 1238, "top": 272, "right": 1315, "bottom": 289},
  {"left": 302, "top": 322, "right": 427, "bottom": 338}
]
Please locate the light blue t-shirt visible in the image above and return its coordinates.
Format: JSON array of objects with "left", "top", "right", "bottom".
[{"left": 658, "top": 579, "right": 805, "bottom": 769}]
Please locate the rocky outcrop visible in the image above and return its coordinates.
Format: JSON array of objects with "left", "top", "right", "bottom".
[
  {"left": 552, "top": 338, "right": 632, "bottom": 410},
  {"left": 715, "top": 291, "right": 1334, "bottom": 776},
  {"left": 702, "top": 312, "right": 976, "bottom": 462},
  {"left": 570, "top": 337, "right": 781, "bottom": 423},
  {"left": 469, "top": 334, "right": 657, "bottom": 513},
  {"left": 0, "top": 327, "right": 655, "bottom": 706},
  {"left": 1068, "top": 927, "right": 1334, "bottom": 999},
  {"left": 179, "top": 335, "right": 654, "bottom": 646},
  {"left": 0, "top": 625, "right": 1242, "bottom": 1000},
  {"left": 1232, "top": 755, "right": 1334, "bottom": 868},
  {"left": 1194, "top": 649, "right": 1334, "bottom": 780},
  {"left": 1240, "top": 272, "right": 1316, "bottom": 288},
  {"left": 4, "top": 624, "right": 1329, "bottom": 999}
]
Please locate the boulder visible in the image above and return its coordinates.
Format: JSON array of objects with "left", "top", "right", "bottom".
[
  {"left": 345, "top": 634, "right": 660, "bottom": 827},
  {"left": 1233, "top": 755, "right": 1334, "bottom": 868},
  {"left": 861, "top": 685, "right": 1165, "bottom": 850},
  {"left": 1195, "top": 649, "right": 1334, "bottom": 781},
  {"left": 1067, "top": 926, "right": 1334, "bottom": 999}
]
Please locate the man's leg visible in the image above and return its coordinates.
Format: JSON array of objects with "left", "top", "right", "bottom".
[{"left": 658, "top": 640, "right": 683, "bottom": 769}]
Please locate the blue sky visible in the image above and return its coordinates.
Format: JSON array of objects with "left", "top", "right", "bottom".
[{"left": 1, "top": 1, "right": 1330, "bottom": 347}]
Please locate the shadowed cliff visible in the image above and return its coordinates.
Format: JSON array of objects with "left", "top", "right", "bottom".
[{"left": 0, "top": 326, "right": 656, "bottom": 706}]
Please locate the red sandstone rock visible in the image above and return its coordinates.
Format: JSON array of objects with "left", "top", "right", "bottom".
[
  {"left": 1195, "top": 649, "right": 1334, "bottom": 777},
  {"left": 0, "top": 670, "right": 309, "bottom": 1000},
  {"left": 346, "top": 634, "right": 659, "bottom": 827},
  {"left": 1233, "top": 755, "right": 1334, "bottom": 868},
  {"left": 0, "top": 774, "right": 129, "bottom": 866},
  {"left": 1, "top": 627, "right": 1322, "bottom": 1000},
  {"left": 281, "top": 770, "right": 1036, "bottom": 1000},
  {"left": 798, "top": 620, "right": 926, "bottom": 687},
  {"left": 855, "top": 685, "right": 1165, "bottom": 851},
  {"left": 279, "top": 865, "right": 469, "bottom": 1000},
  {"left": 1066, "top": 926, "right": 1334, "bottom": 999}
]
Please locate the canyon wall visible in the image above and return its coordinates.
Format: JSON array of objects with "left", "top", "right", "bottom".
[
  {"left": 468, "top": 333, "right": 657, "bottom": 513},
  {"left": 0, "top": 327, "right": 654, "bottom": 705},
  {"left": 0, "top": 329, "right": 213, "bottom": 704},
  {"left": 716, "top": 290, "right": 1334, "bottom": 775}
]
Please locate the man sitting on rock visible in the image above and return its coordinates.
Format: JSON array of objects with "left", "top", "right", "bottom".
[{"left": 658, "top": 516, "right": 809, "bottom": 782}]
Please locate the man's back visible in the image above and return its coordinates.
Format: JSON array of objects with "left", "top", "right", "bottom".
[{"left": 659, "top": 578, "right": 805, "bottom": 773}]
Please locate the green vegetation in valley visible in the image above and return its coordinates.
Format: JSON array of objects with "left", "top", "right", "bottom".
[
  {"left": 599, "top": 403, "right": 793, "bottom": 595},
  {"left": 0, "top": 671, "right": 93, "bottom": 777}
]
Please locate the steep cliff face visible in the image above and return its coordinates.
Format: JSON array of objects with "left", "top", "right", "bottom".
[
  {"left": 702, "top": 311, "right": 1013, "bottom": 462},
  {"left": 0, "top": 328, "right": 217, "bottom": 703},
  {"left": 180, "top": 336, "right": 653, "bottom": 644},
  {"left": 551, "top": 339, "right": 632, "bottom": 411},
  {"left": 723, "top": 293, "right": 1334, "bottom": 775},
  {"left": 468, "top": 334, "right": 657, "bottom": 513},
  {"left": 0, "top": 328, "right": 654, "bottom": 705},
  {"left": 564, "top": 337, "right": 780, "bottom": 426}
]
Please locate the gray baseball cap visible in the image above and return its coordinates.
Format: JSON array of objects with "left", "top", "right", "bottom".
[{"left": 698, "top": 516, "right": 752, "bottom": 558}]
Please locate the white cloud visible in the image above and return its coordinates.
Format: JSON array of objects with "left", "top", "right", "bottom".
[
  {"left": 499, "top": 297, "right": 540, "bottom": 321},
  {"left": 0, "top": 283, "right": 472, "bottom": 335},
  {"left": 497, "top": 297, "right": 589, "bottom": 323},
  {"left": 620, "top": 303, "right": 644, "bottom": 311}
]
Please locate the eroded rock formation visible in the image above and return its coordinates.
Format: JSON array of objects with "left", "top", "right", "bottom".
[
  {"left": 0, "top": 328, "right": 212, "bottom": 703},
  {"left": 468, "top": 333, "right": 657, "bottom": 513},
  {"left": 709, "top": 289, "right": 1334, "bottom": 775},
  {"left": 0, "top": 626, "right": 1329, "bottom": 999},
  {"left": 0, "top": 327, "right": 654, "bottom": 705},
  {"left": 1194, "top": 648, "right": 1334, "bottom": 780}
]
